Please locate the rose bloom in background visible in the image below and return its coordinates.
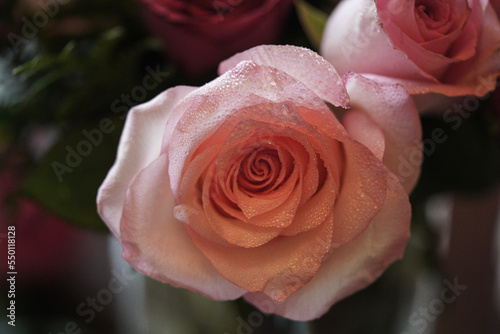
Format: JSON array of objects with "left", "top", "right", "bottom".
[
  {"left": 0, "top": 149, "right": 79, "bottom": 285},
  {"left": 136, "top": 0, "right": 294, "bottom": 77},
  {"left": 320, "top": 0, "right": 500, "bottom": 110},
  {"left": 492, "top": 0, "right": 500, "bottom": 17},
  {"left": 97, "top": 45, "right": 422, "bottom": 321}
]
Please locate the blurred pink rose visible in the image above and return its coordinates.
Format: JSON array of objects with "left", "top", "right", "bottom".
[
  {"left": 98, "top": 45, "right": 421, "bottom": 320},
  {"left": 0, "top": 150, "right": 78, "bottom": 284},
  {"left": 321, "top": 0, "right": 500, "bottom": 99},
  {"left": 136, "top": 0, "right": 294, "bottom": 77}
]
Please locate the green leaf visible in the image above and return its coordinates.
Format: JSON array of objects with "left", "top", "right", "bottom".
[
  {"left": 12, "top": 42, "right": 76, "bottom": 77},
  {"left": 89, "top": 27, "right": 126, "bottom": 61},
  {"left": 13, "top": 54, "right": 60, "bottom": 78},
  {"left": 22, "top": 118, "right": 124, "bottom": 231},
  {"left": 295, "top": 0, "right": 329, "bottom": 50},
  {"left": 22, "top": 66, "right": 74, "bottom": 102}
]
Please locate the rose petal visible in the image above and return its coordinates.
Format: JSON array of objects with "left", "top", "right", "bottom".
[
  {"left": 202, "top": 164, "right": 286, "bottom": 248},
  {"left": 341, "top": 110, "right": 386, "bottom": 161},
  {"left": 97, "top": 85, "right": 196, "bottom": 238},
  {"left": 329, "top": 139, "right": 388, "bottom": 247},
  {"left": 218, "top": 45, "right": 350, "bottom": 108},
  {"left": 322, "top": 0, "right": 500, "bottom": 96},
  {"left": 187, "top": 212, "right": 334, "bottom": 301},
  {"left": 343, "top": 72, "right": 422, "bottom": 193},
  {"left": 320, "top": 0, "right": 437, "bottom": 82},
  {"left": 414, "top": 0, "right": 457, "bottom": 38},
  {"left": 165, "top": 61, "right": 346, "bottom": 200},
  {"left": 120, "top": 154, "right": 246, "bottom": 300},
  {"left": 379, "top": 0, "right": 472, "bottom": 59},
  {"left": 216, "top": 121, "right": 301, "bottom": 221},
  {"left": 173, "top": 101, "right": 335, "bottom": 248},
  {"left": 293, "top": 105, "right": 389, "bottom": 247},
  {"left": 443, "top": 3, "right": 500, "bottom": 96},
  {"left": 244, "top": 172, "right": 411, "bottom": 321},
  {"left": 377, "top": 0, "right": 423, "bottom": 42},
  {"left": 378, "top": 13, "right": 462, "bottom": 79}
]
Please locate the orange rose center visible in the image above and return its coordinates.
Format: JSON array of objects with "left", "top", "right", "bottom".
[{"left": 238, "top": 148, "right": 281, "bottom": 193}]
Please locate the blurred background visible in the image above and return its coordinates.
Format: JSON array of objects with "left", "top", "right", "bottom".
[{"left": 1, "top": 0, "right": 499, "bottom": 333}]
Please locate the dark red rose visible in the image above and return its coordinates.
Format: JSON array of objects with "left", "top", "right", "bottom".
[
  {"left": 492, "top": 0, "right": 500, "bottom": 18},
  {"left": 137, "top": 0, "right": 294, "bottom": 77}
]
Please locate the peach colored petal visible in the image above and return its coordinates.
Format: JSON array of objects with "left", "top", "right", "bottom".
[
  {"left": 187, "top": 212, "right": 334, "bottom": 301},
  {"left": 97, "top": 85, "right": 196, "bottom": 238},
  {"left": 329, "top": 139, "right": 388, "bottom": 247},
  {"left": 221, "top": 104, "right": 341, "bottom": 236},
  {"left": 291, "top": 105, "right": 389, "bottom": 246},
  {"left": 175, "top": 101, "right": 342, "bottom": 246},
  {"left": 341, "top": 110, "right": 386, "bottom": 161},
  {"left": 280, "top": 158, "right": 337, "bottom": 236},
  {"left": 172, "top": 141, "right": 235, "bottom": 244},
  {"left": 216, "top": 123, "right": 300, "bottom": 221},
  {"left": 230, "top": 160, "right": 301, "bottom": 227},
  {"left": 203, "top": 183, "right": 285, "bottom": 248},
  {"left": 218, "top": 45, "right": 350, "bottom": 108},
  {"left": 213, "top": 107, "right": 339, "bottom": 237},
  {"left": 201, "top": 162, "right": 291, "bottom": 248},
  {"left": 120, "top": 154, "right": 246, "bottom": 300},
  {"left": 173, "top": 101, "right": 337, "bottom": 248},
  {"left": 166, "top": 61, "right": 345, "bottom": 200},
  {"left": 343, "top": 72, "right": 422, "bottom": 192},
  {"left": 244, "top": 172, "right": 411, "bottom": 321}
]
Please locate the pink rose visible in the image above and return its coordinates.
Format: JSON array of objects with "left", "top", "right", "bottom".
[
  {"left": 321, "top": 0, "right": 500, "bottom": 98},
  {"left": 0, "top": 150, "right": 79, "bottom": 284},
  {"left": 97, "top": 45, "right": 421, "bottom": 320},
  {"left": 137, "top": 0, "right": 294, "bottom": 77}
]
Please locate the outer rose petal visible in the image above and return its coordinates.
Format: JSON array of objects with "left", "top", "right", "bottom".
[
  {"left": 218, "top": 45, "right": 350, "bottom": 108},
  {"left": 97, "top": 85, "right": 196, "bottom": 238},
  {"left": 341, "top": 110, "right": 386, "bottom": 161},
  {"left": 443, "top": 3, "right": 500, "bottom": 96},
  {"left": 244, "top": 172, "right": 411, "bottom": 321},
  {"left": 293, "top": 105, "right": 390, "bottom": 247},
  {"left": 187, "top": 213, "right": 334, "bottom": 301},
  {"left": 343, "top": 73, "right": 422, "bottom": 192},
  {"left": 120, "top": 154, "right": 246, "bottom": 300}
]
